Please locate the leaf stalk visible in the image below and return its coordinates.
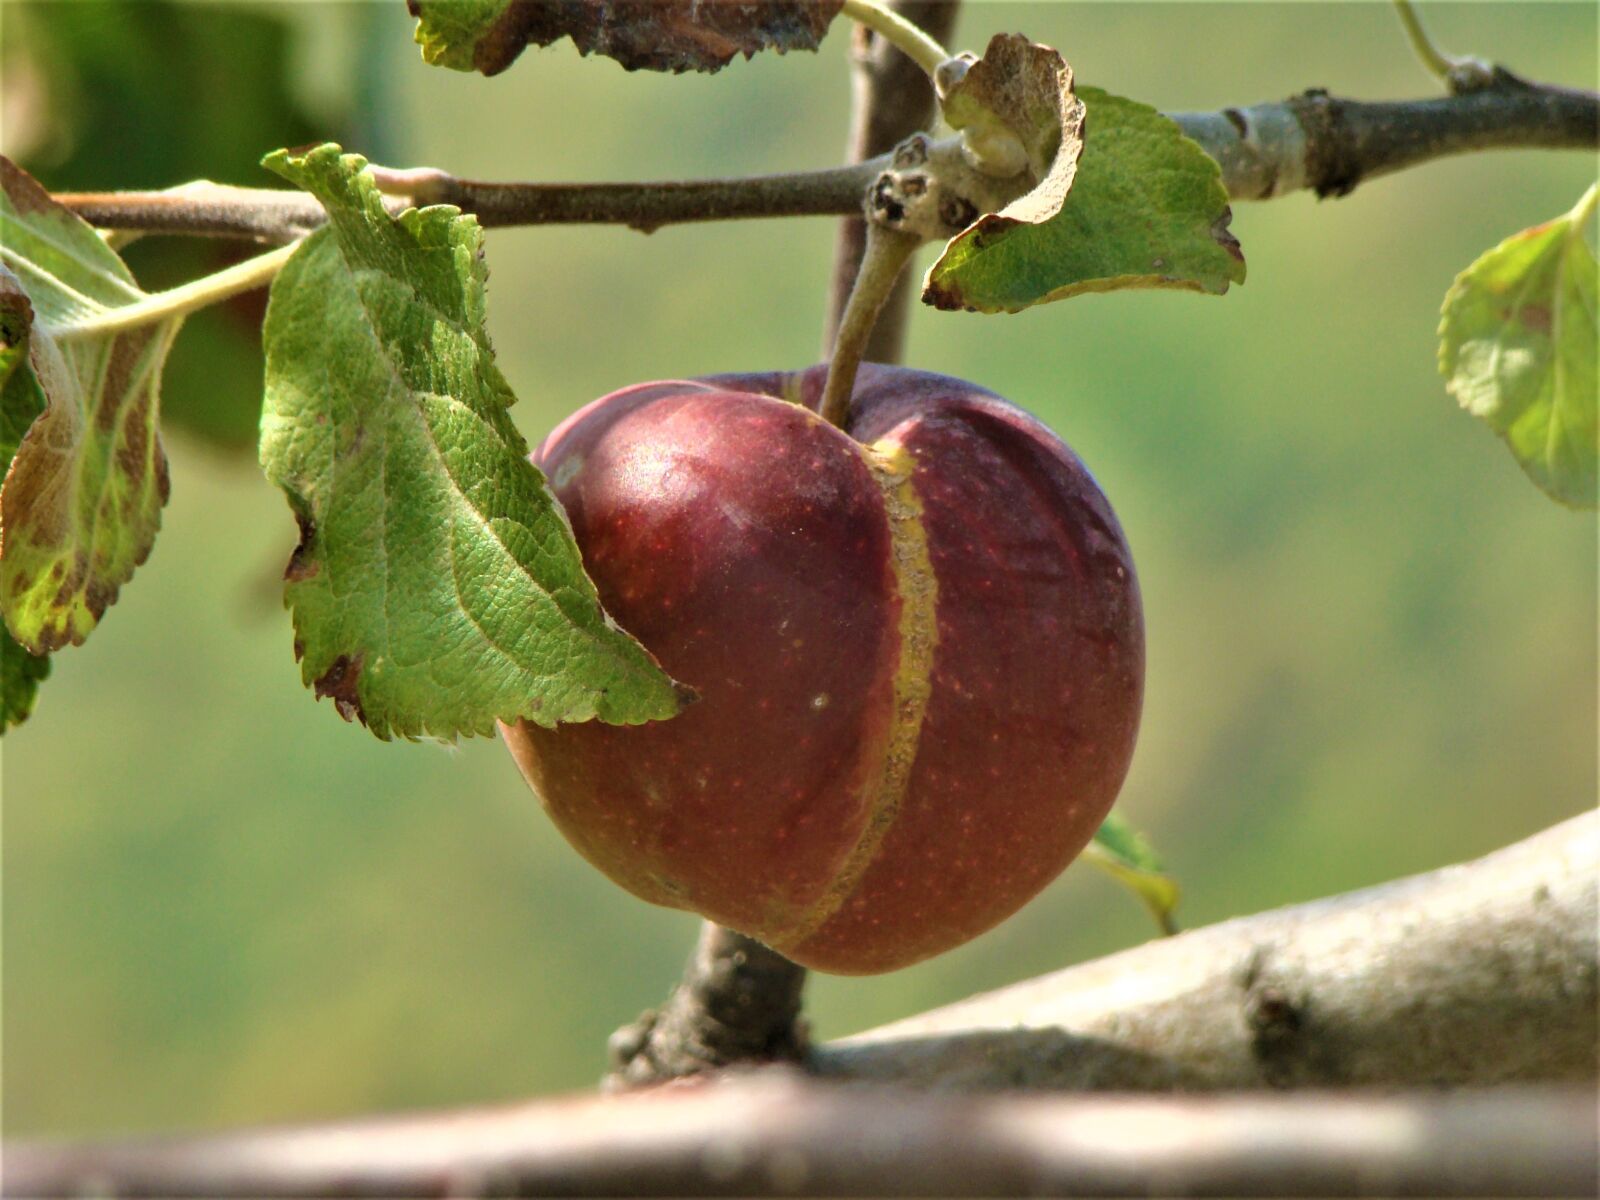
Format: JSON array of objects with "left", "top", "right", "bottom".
[
  {"left": 1568, "top": 180, "right": 1599, "bottom": 231},
  {"left": 838, "top": 0, "right": 952, "bottom": 83},
  {"left": 56, "top": 241, "right": 297, "bottom": 342},
  {"left": 1392, "top": 0, "right": 1494, "bottom": 92}
]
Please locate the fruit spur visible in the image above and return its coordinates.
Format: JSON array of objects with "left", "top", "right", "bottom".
[{"left": 501, "top": 364, "right": 1144, "bottom": 973}]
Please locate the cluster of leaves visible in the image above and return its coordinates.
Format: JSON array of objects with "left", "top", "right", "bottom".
[
  {"left": 1, "top": 1, "right": 1592, "bottom": 747},
  {"left": 0, "top": 7, "right": 1244, "bottom": 739}
]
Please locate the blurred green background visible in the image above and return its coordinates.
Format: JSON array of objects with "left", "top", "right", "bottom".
[{"left": 2, "top": 2, "right": 1594, "bottom": 1137}]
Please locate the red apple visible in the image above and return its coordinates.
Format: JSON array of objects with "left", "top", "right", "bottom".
[{"left": 501, "top": 364, "right": 1143, "bottom": 974}]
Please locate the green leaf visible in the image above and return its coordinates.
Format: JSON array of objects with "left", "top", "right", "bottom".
[
  {"left": 0, "top": 156, "right": 176, "bottom": 654},
  {"left": 1081, "top": 811, "right": 1181, "bottom": 936},
  {"left": 924, "top": 87, "right": 1246, "bottom": 313},
  {"left": 1, "top": 616, "right": 51, "bottom": 731},
  {"left": 0, "top": 314, "right": 50, "bottom": 731},
  {"left": 411, "top": 0, "right": 841, "bottom": 76},
  {"left": 411, "top": 0, "right": 508, "bottom": 72},
  {"left": 259, "top": 144, "right": 690, "bottom": 741},
  {"left": 1438, "top": 187, "right": 1598, "bottom": 508}
]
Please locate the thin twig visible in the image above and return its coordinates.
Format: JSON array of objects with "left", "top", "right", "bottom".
[
  {"left": 55, "top": 164, "right": 884, "bottom": 246},
  {"left": 1394, "top": 0, "right": 1462, "bottom": 82},
  {"left": 6, "top": 1079, "right": 1594, "bottom": 1198},
  {"left": 410, "top": 163, "right": 883, "bottom": 235},
  {"left": 822, "top": 1, "right": 963, "bottom": 361},
  {"left": 48, "top": 184, "right": 342, "bottom": 244}
]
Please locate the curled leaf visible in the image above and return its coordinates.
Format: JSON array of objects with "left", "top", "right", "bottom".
[
  {"left": 925, "top": 87, "right": 1246, "bottom": 313},
  {"left": 939, "top": 33, "right": 1086, "bottom": 225}
]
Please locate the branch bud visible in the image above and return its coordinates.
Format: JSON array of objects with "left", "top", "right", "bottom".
[{"left": 866, "top": 133, "right": 1024, "bottom": 242}]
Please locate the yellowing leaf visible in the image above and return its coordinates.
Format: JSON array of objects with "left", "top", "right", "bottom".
[
  {"left": 1439, "top": 187, "right": 1598, "bottom": 508},
  {"left": 1082, "top": 811, "right": 1181, "bottom": 936},
  {"left": 0, "top": 157, "right": 176, "bottom": 654}
]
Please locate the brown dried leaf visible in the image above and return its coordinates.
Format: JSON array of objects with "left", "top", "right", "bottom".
[
  {"left": 413, "top": 0, "right": 844, "bottom": 76},
  {"left": 940, "top": 33, "right": 1087, "bottom": 229}
]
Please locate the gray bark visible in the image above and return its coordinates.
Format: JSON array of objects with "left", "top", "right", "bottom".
[
  {"left": 816, "top": 811, "right": 1598, "bottom": 1090},
  {"left": 53, "top": 79, "right": 1599, "bottom": 243},
  {"left": 6, "top": 1077, "right": 1593, "bottom": 1197}
]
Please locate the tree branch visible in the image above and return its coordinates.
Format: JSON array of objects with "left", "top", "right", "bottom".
[
  {"left": 815, "top": 811, "right": 1598, "bottom": 1090},
  {"left": 50, "top": 77, "right": 1598, "bottom": 244},
  {"left": 7, "top": 1077, "right": 1594, "bottom": 1198},
  {"left": 7, "top": 817, "right": 1594, "bottom": 1197},
  {"left": 605, "top": 924, "right": 808, "bottom": 1091},
  {"left": 1175, "top": 77, "right": 1600, "bottom": 200},
  {"left": 50, "top": 164, "right": 883, "bottom": 246},
  {"left": 403, "top": 163, "right": 882, "bottom": 235}
]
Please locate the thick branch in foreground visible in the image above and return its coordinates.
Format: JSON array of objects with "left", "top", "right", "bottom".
[
  {"left": 7, "top": 1077, "right": 1594, "bottom": 1198},
  {"left": 606, "top": 924, "right": 808, "bottom": 1090},
  {"left": 817, "top": 811, "right": 1598, "bottom": 1090},
  {"left": 7, "top": 818, "right": 1595, "bottom": 1197},
  {"left": 53, "top": 78, "right": 1599, "bottom": 244}
]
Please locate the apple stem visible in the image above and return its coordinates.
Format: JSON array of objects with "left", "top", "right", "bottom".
[
  {"left": 838, "top": 0, "right": 953, "bottom": 83},
  {"left": 818, "top": 224, "right": 924, "bottom": 428}
]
